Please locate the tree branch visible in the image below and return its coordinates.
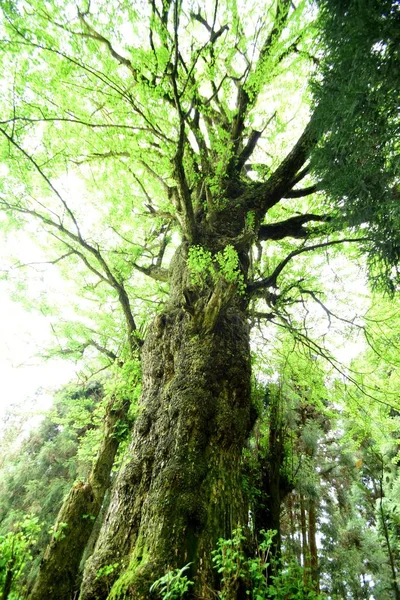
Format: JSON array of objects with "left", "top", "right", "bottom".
[
  {"left": 0, "top": 196, "right": 141, "bottom": 354},
  {"left": 258, "top": 214, "right": 329, "bottom": 241},
  {"left": 132, "top": 263, "right": 169, "bottom": 282},
  {"left": 236, "top": 130, "right": 262, "bottom": 173},
  {"left": 77, "top": 11, "right": 139, "bottom": 78},
  {"left": 228, "top": 0, "right": 291, "bottom": 171},
  {"left": 284, "top": 184, "right": 319, "bottom": 198},
  {"left": 0, "top": 127, "right": 82, "bottom": 236},
  {"left": 170, "top": 2, "right": 196, "bottom": 243},
  {"left": 49, "top": 339, "right": 118, "bottom": 362},
  {"left": 241, "top": 116, "right": 318, "bottom": 218},
  {"left": 248, "top": 238, "right": 367, "bottom": 294}
]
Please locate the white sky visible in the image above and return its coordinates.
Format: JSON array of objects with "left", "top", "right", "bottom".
[{"left": 0, "top": 285, "right": 77, "bottom": 423}]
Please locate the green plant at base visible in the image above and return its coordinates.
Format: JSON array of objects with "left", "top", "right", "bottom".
[
  {"left": 268, "top": 559, "right": 324, "bottom": 599},
  {"left": 212, "top": 528, "right": 276, "bottom": 599},
  {"left": 95, "top": 562, "right": 120, "bottom": 596},
  {"left": 212, "top": 529, "right": 325, "bottom": 600},
  {"left": 212, "top": 528, "right": 248, "bottom": 599},
  {"left": 149, "top": 563, "right": 193, "bottom": 600}
]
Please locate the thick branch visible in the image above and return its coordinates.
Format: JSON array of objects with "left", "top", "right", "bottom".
[
  {"left": 236, "top": 130, "right": 262, "bottom": 173},
  {"left": 289, "top": 165, "right": 310, "bottom": 188},
  {"left": 132, "top": 264, "right": 169, "bottom": 282},
  {"left": 241, "top": 116, "right": 318, "bottom": 218},
  {"left": 284, "top": 184, "right": 319, "bottom": 198},
  {"left": 258, "top": 214, "right": 329, "bottom": 241}
]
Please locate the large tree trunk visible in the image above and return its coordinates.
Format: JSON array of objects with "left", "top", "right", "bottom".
[
  {"left": 79, "top": 244, "right": 253, "bottom": 600},
  {"left": 28, "top": 396, "right": 129, "bottom": 600}
]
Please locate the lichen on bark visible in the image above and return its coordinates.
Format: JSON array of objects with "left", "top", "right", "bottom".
[{"left": 79, "top": 244, "right": 254, "bottom": 600}]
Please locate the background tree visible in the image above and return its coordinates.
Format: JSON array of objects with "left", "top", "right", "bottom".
[{"left": 313, "top": 0, "right": 400, "bottom": 290}]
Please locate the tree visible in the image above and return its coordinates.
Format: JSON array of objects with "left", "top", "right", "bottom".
[
  {"left": 313, "top": 0, "right": 400, "bottom": 291},
  {"left": 0, "top": 381, "right": 111, "bottom": 594},
  {"left": 28, "top": 374, "right": 137, "bottom": 600},
  {"left": 0, "top": 1, "right": 398, "bottom": 599}
]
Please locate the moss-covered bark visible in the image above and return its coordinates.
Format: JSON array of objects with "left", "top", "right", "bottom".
[
  {"left": 79, "top": 244, "right": 254, "bottom": 600},
  {"left": 28, "top": 397, "right": 129, "bottom": 600}
]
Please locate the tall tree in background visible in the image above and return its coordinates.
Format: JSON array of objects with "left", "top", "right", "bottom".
[{"left": 0, "top": 0, "right": 398, "bottom": 598}]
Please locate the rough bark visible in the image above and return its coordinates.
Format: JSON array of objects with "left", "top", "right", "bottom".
[
  {"left": 300, "top": 494, "right": 309, "bottom": 573},
  {"left": 79, "top": 244, "right": 253, "bottom": 600},
  {"left": 2, "top": 556, "right": 15, "bottom": 600},
  {"left": 28, "top": 396, "right": 129, "bottom": 600},
  {"left": 308, "top": 498, "right": 319, "bottom": 594}
]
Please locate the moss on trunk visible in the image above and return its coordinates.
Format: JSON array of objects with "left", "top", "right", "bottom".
[{"left": 79, "top": 246, "right": 253, "bottom": 600}]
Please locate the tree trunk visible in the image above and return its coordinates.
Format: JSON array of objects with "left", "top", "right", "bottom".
[
  {"left": 79, "top": 245, "right": 253, "bottom": 600},
  {"left": 308, "top": 498, "right": 319, "bottom": 594},
  {"left": 2, "top": 557, "right": 15, "bottom": 600},
  {"left": 377, "top": 479, "right": 400, "bottom": 600},
  {"left": 28, "top": 396, "right": 129, "bottom": 600},
  {"left": 287, "top": 494, "right": 300, "bottom": 560},
  {"left": 300, "top": 494, "right": 309, "bottom": 574},
  {"left": 254, "top": 395, "right": 285, "bottom": 558}
]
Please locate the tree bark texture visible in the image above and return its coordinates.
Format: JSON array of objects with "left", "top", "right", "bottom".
[
  {"left": 300, "top": 494, "right": 309, "bottom": 573},
  {"left": 308, "top": 498, "right": 319, "bottom": 594},
  {"left": 2, "top": 556, "right": 15, "bottom": 600},
  {"left": 79, "top": 245, "right": 253, "bottom": 600},
  {"left": 28, "top": 396, "right": 129, "bottom": 600}
]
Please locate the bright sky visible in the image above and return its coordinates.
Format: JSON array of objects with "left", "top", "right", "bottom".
[{"left": 0, "top": 285, "right": 77, "bottom": 423}]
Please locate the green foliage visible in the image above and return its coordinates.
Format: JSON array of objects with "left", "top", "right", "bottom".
[
  {"left": 212, "top": 528, "right": 250, "bottom": 598},
  {"left": 0, "top": 381, "right": 105, "bottom": 580},
  {"left": 187, "top": 246, "right": 214, "bottom": 287},
  {"left": 95, "top": 562, "right": 121, "bottom": 596},
  {"left": 188, "top": 245, "right": 245, "bottom": 294},
  {"left": 215, "top": 245, "right": 246, "bottom": 295},
  {"left": 312, "top": 0, "right": 400, "bottom": 291},
  {"left": 268, "top": 560, "right": 323, "bottom": 600},
  {"left": 0, "top": 0, "right": 400, "bottom": 598},
  {"left": 0, "top": 515, "right": 41, "bottom": 599},
  {"left": 211, "top": 528, "right": 323, "bottom": 599},
  {"left": 96, "top": 562, "right": 120, "bottom": 579},
  {"left": 48, "top": 521, "right": 68, "bottom": 542},
  {"left": 149, "top": 563, "right": 193, "bottom": 600}
]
